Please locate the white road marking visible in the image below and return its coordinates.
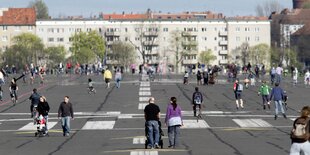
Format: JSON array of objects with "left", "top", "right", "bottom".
[
  {"left": 106, "top": 111, "right": 121, "bottom": 115},
  {"left": 118, "top": 115, "right": 133, "bottom": 119},
  {"left": 139, "top": 97, "right": 150, "bottom": 102},
  {"left": 140, "top": 88, "right": 150, "bottom": 91},
  {"left": 81, "top": 121, "right": 115, "bottom": 130},
  {"left": 233, "top": 119, "right": 272, "bottom": 128},
  {"left": 138, "top": 103, "right": 148, "bottom": 110},
  {"left": 139, "top": 91, "right": 151, "bottom": 96},
  {"left": 133, "top": 137, "right": 146, "bottom": 144},
  {"left": 18, "top": 122, "right": 58, "bottom": 131},
  {"left": 182, "top": 120, "right": 210, "bottom": 128},
  {"left": 140, "top": 83, "right": 150, "bottom": 87},
  {"left": 130, "top": 151, "right": 158, "bottom": 155}
]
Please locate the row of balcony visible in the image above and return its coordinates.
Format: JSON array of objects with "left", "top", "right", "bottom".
[{"left": 104, "top": 30, "right": 228, "bottom": 37}]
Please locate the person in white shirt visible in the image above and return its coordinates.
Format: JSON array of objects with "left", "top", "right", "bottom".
[
  {"left": 292, "top": 68, "right": 298, "bottom": 86},
  {"left": 275, "top": 65, "right": 283, "bottom": 84},
  {"left": 304, "top": 70, "right": 310, "bottom": 85}
]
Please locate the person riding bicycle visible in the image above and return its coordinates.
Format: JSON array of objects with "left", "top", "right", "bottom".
[
  {"left": 192, "top": 87, "right": 203, "bottom": 117},
  {"left": 9, "top": 78, "right": 18, "bottom": 104},
  {"left": 29, "top": 88, "right": 40, "bottom": 118}
]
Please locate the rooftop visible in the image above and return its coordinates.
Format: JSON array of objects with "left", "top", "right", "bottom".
[{"left": 0, "top": 8, "right": 36, "bottom": 25}]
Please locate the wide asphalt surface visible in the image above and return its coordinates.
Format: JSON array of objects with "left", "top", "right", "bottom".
[{"left": 0, "top": 72, "right": 307, "bottom": 155}]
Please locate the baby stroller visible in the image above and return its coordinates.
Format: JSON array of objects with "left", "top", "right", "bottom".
[
  {"left": 35, "top": 115, "right": 48, "bottom": 137},
  {"left": 145, "top": 120, "right": 164, "bottom": 149}
]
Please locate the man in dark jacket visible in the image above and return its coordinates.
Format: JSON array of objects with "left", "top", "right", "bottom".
[
  {"left": 144, "top": 97, "right": 160, "bottom": 149},
  {"left": 270, "top": 83, "right": 287, "bottom": 120},
  {"left": 58, "top": 96, "right": 74, "bottom": 136},
  {"left": 29, "top": 88, "right": 40, "bottom": 118}
]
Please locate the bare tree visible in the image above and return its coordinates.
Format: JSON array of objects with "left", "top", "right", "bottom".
[
  {"left": 134, "top": 22, "right": 160, "bottom": 64},
  {"left": 255, "top": 0, "right": 283, "bottom": 16}
]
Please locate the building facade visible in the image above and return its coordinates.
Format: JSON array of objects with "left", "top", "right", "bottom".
[
  {"left": 0, "top": 8, "right": 36, "bottom": 52},
  {"left": 36, "top": 17, "right": 270, "bottom": 71}
]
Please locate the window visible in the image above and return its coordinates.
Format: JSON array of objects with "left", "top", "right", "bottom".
[
  {"left": 245, "top": 37, "right": 250, "bottom": 41},
  {"left": 57, "top": 38, "right": 64, "bottom": 42},
  {"left": 15, "top": 26, "right": 21, "bottom": 31},
  {"left": 202, "top": 28, "right": 207, "bottom": 32},
  {"left": 236, "top": 27, "right": 240, "bottom": 32},
  {"left": 48, "top": 28, "right": 54, "bottom": 33},
  {"left": 214, "top": 37, "right": 217, "bottom": 41},
  {"left": 48, "top": 38, "right": 54, "bottom": 42},
  {"left": 125, "top": 28, "right": 128, "bottom": 32},
  {"left": 87, "top": 28, "right": 92, "bottom": 32},
  {"left": 69, "top": 37, "right": 73, "bottom": 42},
  {"left": 28, "top": 26, "right": 33, "bottom": 31},
  {"left": 245, "top": 27, "right": 250, "bottom": 32},
  {"left": 2, "top": 36, "right": 8, "bottom": 41},
  {"left": 255, "top": 27, "right": 260, "bottom": 32},
  {"left": 163, "top": 28, "right": 168, "bottom": 32},
  {"left": 236, "top": 37, "right": 240, "bottom": 41},
  {"left": 255, "top": 36, "right": 260, "bottom": 41},
  {"left": 3, "top": 26, "right": 8, "bottom": 31}
]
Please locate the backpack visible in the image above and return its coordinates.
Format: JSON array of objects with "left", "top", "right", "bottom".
[
  {"left": 290, "top": 117, "right": 310, "bottom": 141},
  {"left": 194, "top": 92, "right": 202, "bottom": 104},
  {"left": 237, "top": 84, "right": 243, "bottom": 92}
]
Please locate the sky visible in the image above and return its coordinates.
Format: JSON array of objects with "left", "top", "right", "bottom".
[{"left": 0, "top": 0, "right": 292, "bottom": 18}]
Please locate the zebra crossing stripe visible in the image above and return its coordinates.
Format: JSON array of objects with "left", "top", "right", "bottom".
[
  {"left": 182, "top": 120, "right": 210, "bottom": 128},
  {"left": 138, "top": 103, "right": 148, "bottom": 110},
  {"left": 133, "top": 137, "right": 146, "bottom": 144},
  {"left": 118, "top": 115, "right": 133, "bottom": 119},
  {"left": 140, "top": 88, "right": 150, "bottom": 91},
  {"left": 140, "top": 83, "right": 150, "bottom": 87},
  {"left": 139, "top": 91, "right": 151, "bottom": 96},
  {"left": 130, "top": 151, "right": 158, "bottom": 155},
  {"left": 233, "top": 119, "right": 272, "bottom": 128},
  {"left": 139, "top": 97, "right": 150, "bottom": 102},
  {"left": 18, "top": 122, "right": 58, "bottom": 131},
  {"left": 290, "top": 118, "right": 296, "bottom": 121},
  {"left": 81, "top": 121, "right": 115, "bottom": 130}
]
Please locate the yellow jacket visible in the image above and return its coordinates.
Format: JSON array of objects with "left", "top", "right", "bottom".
[{"left": 103, "top": 69, "right": 112, "bottom": 79}]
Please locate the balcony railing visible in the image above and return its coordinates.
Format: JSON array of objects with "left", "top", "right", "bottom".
[
  {"left": 105, "top": 31, "right": 120, "bottom": 36},
  {"left": 219, "top": 31, "right": 228, "bottom": 36},
  {"left": 219, "top": 59, "right": 228, "bottom": 64},
  {"left": 143, "top": 31, "right": 158, "bottom": 36},
  {"left": 182, "top": 41, "right": 198, "bottom": 46},
  {"left": 144, "top": 50, "right": 159, "bottom": 55},
  {"left": 143, "top": 41, "right": 159, "bottom": 46},
  {"left": 182, "top": 31, "right": 198, "bottom": 36},
  {"left": 219, "top": 50, "right": 228, "bottom": 55},
  {"left": 219, "top": 40, "right": 228, "bottom": 45}
]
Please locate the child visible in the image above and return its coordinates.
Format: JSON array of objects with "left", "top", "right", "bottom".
[
  {"left": 183, "top": 71, "right": 189, "bottom": 85},
  {"left": 282, "top": 91, "right": 288, "bottom": 110},
  {"left": 248, "top": 72, "right": 256, "bottom": 86},
  {"left": 88, "top": 78, "right": 96, "bottom": 94}
]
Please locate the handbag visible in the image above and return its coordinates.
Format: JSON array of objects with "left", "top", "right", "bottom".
[{"left": 168, "top": 116, "right": 182, "bottom": 126}]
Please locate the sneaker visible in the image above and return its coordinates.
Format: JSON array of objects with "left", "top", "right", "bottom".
[
  {"left": 283, "top": 114, "right": 287, "bottom": 119},
  {"left": 155, "top": 144, "right": 159, "bottom": 149},
  {"left": 274, "top": 115, "right": 278, "bottom": 120},
  {"left": 236, "top": 107, "right": 239, "bottom": 110},
  {"left": 268, "top": 104, "right": 271, "bottom": 109},
  {"left": 65, "top": 133, "right": 70, "bottom": 137},
  {"left": 263, "top": 105, "right": 266, "bottom": 110}
]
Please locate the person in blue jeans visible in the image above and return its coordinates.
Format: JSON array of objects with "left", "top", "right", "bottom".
[
  {"left": 270, "top": 83, "right": 287, "bottom": 120},
  {"left": 115, "top": 69, "right": 122, "bottom": 88},
  {"left": 58, "top": 96, "right": 74, "bottom": 137},
  {"left": 144, "top": 97, "right": 160, "bottom": 149}
]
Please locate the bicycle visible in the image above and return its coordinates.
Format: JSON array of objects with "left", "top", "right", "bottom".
[{"left": 193, "top": 104, "right": 203, "bottom": 122}]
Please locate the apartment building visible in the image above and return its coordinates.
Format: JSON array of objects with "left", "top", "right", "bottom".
[
  {"left": 0, "top": 8, "right": 36, "bottom": 52},
  {"left": 36, "top": 12, "right": 270, "bottom": 71}
]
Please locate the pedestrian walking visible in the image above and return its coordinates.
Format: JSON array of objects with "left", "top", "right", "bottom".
[
  {"left": 9, "top": 78, "right": 18, "bottom": 104},
  {"left": 115, "top": 69, "right": 122, "bottom": 88},
  {"left": 270, "top": 83, "right": 287, "bottom": 120},
  {"left": 165, "top": 97, "right": 183, "bottom": 148},
  {"left": 304, "top": 70, "right": 310, "bottom": 86},
  {"left": 58, "top": 96, "right": 74, "bottom": 137},
  {"left": 233, "top": 79, "right": 244, "bottom": 109},
  {"left": 29, "top": 88, "right": 40, "bottom": 118},
  {"left": 144, "top": 97, "right": 160, "bottom": 149},
  {"left": 37, "top": 96, "right": 50, "bottom": 131},
  {"left": 196, "top": 70, "right": 202, "bottom": 85},
  {"left": 258, "top": 81, "right": 271, "bottom": 110},
  {"left": 270, "top": 67, "right": 276, "bottom": 85},
  {"left": 293, "top": 67, "right": 298, "bottom": 86},
  {"left": 289, "top": 106, "right": 310, "bottom": 155},
  {"left": 183, "top": 71, "right": 189, "bottom": 85},
  {"left": 103, "top": 67, "right": 112, "bottom": 88},
  {"left": 192, "top": 87, "right": 203, "bottom": 117}
]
